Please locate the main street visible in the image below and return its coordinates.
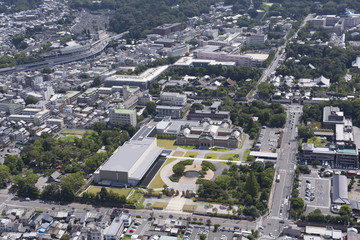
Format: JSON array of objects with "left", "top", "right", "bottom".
[
  {"left": 247, "top": 14, "right": 314, "bottom": 101},
  {"left": 260, "top": 104, "right": 302, "bottom": 239}
]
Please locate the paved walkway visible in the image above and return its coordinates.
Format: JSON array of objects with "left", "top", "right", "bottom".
[
  {"left": 165, "top": 195, "right": 187, "bottom": 212},
  {"left": 160, "top": 159, "right": 199, "bottom": 192}
]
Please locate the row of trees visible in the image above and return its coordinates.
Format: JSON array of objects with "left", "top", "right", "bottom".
[
  {"left": 197, "top": 162, "right": 274, "bottom": 218},
  {"left": 302, "top": 207, "right": 354, "bottom": 226}
]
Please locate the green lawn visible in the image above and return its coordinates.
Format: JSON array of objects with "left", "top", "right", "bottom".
[
  {"left": 205, "top": 153, "right": 219, "bottom": 159},
  {"left": 172, "top": 151, "right": 184, "bottom": 157},
  {"left": 152, "top": 202, "right": 168, "bottom": 209},
  {"left": 59, "top": 135, "right": 78, "bottom": 143},
  {"left": 157, "top": 139, "right": 177, "bottom": 150},
  {"left": 148, "top": 158, "right": 177, "bottom": 189},
  {"left": 178, "top": 145, "right": 198, "bottom": 150},
  {"left": 183, "top": 205, "right": 197, "bottom": 212},
  {"left": 184, "top": 151, "right": 198, "bottom": 158},
  {"left": 242, "top": 149, "right": 250, "bottom": 161},
  {"left": 219, "top": 153, "right": 240, "bottom": 161},
  {"left": 127, "top": 190, "right": 143, "bottom": 204},
  {"left": 62, "top": 129, "right": 94, "bottom": 135},
  {"left": 211, "top": 147, "right": 232, "bottom": 152},
  {"left": 86, "top": 186, "right": 131, "bottom": 196}
]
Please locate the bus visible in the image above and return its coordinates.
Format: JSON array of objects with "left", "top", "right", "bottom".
[{"left": 276, "top": 174, "right": 281, "bottom": 182}]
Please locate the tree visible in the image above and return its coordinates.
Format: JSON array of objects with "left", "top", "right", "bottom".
[
  {"left": 0, "top": 165, "right": 11, "bottom": 188},
  {"left": 199, "top": 233, "right": 206, "bottom": 240},
  {"left": 339, "top": 204, "right": 352, "bottom": 218},
  {"left": 42, "top": 67, "right": 53, "bottom": 74},
  {"left": 4, "top": 155, "right": 23, "bottom": 175},
  {"left": 269, "top": 113, "right": 286, "bottom": 127},
  {"left": 244, "top": 171, "right": 259, "bottom": 198},
  {"left": 192, "top": 103, "right": 204, "bottom": 110},
  {"left": 60, "top": 234, "right": 71, "bottom": 240},
  {"left": 292, "top": 197, "right": 305, "bottom": 210},
  {"left": 92, "top": 122, "right": 106, "bottom": 134},
  {"left": 92, "top": 76, "right": 102, "bottom": 87},
  {"left": 41, "top": 183, "right": 60, "bottom": 201},
  {"left": 298, "top": 124, "right": 314, "bottom": 140},
  {"left": 243, "top": 206, "right": 259, "bottom": 218},
  {"left": 173, "top": 163, "right": 185, "bottom": 176},
  {"left": 25, "top": 95, "right": 38, "bottom": 105},
  {"left": 60, "top": 172, "right": 85, "bottom": 201},
  {"left": 12, "top": 170, "right": 39, "bottom": 198},
  {"left": 145, "top": 101, "right": 156, "bottom": 116}
]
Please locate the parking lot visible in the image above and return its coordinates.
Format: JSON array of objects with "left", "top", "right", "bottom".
[
  {"left": 256, "top": 127, "right": 281, "bottom": 151},
  {"left": 299, "top": 173, "right": 331, "bottom": 214}
]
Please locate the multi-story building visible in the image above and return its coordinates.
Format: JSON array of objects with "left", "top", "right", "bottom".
[
  {"left": 8, "top": 110, "right": 50, "bottom": 126},
  {"left": 64, "top": 91, "right": 81, "bottom": 105},
  {"left": 159, "top": 92, "right": 187, "bottom": 106},
  {"left": 246, "top": 34, "right": 267, "bottom": 46},
  {"left": 153, "top": 23, "right": 182, "bottom": 35},
  {"left": 195, "top": 45, "right": 264, "bottom": 67},
  {"left": 104, "top": 66, "right": 169, "bottom": 90},
  {"left": 322, "top": 106, "right": 345, "bottom": 130},
  {"left": 301, "top": 143, "right": 358, "bottom": 169},
  {"left": 109, "top": 108, "right": 137, "bottom": 127},
  {"left": 0, "top": 103, "right": 24, "bottom": 115},
  {"left": 77, "top": 88, "right": 98, "bottom": 105},
  {"left": 188, "top": 108, "right": 230, "bottom": 121},
  {"left": 156, "top": 105, "right": 183, "bottom": 119},
  {"left": 104, "top": 217, "right": 124, "bottom": 240}
]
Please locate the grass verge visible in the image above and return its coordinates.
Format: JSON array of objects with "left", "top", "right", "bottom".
[
  {"left": 86, "top": 186, "right": 131, "bottom": 197},
  {"left": 172, "top": 151, "right": 184, "bottom": 157},
  {"left": 242, "top": 149, "right": 250, "bottom": 161},
  {"left": 157, "top": 139, "right": 177, "bottom": 150},
  {"left": 205, "top": 153, "right": 219, "bottom": 159},
  {"left": 184, "top": 151, "right": 198, "bottom": 158},
  {"left": 148, "top": 158, "right": 177, "bottom": 189},
  {"left": 183, "top": 205, "right": 197, "bottom": 212},
  {"left": 219, "top": 153, "right": 240, "bottom": 161},
  {"left": 152, "top": 202, "right": 168, "bottom": 210}
]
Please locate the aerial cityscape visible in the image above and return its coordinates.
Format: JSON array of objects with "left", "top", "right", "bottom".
[{"left": 1, "top": 0, "right": 360, "bottom": 239}]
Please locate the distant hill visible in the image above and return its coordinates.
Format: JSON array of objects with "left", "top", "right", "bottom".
[
  {"left": 1, "top": 0, "right": 42, "bottom": 13},
  {"left": 69, "top": 0, "right": 219, "bottom": 39}
]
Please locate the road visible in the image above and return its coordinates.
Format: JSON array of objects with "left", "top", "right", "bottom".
[
  {"left": 0, "top": 193, "right": 256, "bottom": 231},
  {"left": 259, "top": 104, "right": 302, "bottom": 239},
  {"left": 247, "top": 14, "right": 314, "bottom": 101},
  {"left": 0, "top": 31, "right": 128, "bottom": 74}
]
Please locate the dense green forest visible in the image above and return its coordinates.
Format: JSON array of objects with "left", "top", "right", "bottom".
[
  {"left": 0, "top": 0, "right": 41, "bottom": 13},
  {"left": 70, "top": 0, "right": 218, "bottom": 39}
]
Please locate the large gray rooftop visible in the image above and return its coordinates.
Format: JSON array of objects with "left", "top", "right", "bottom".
[
  {"left": 332, "top": 174, "right": 350, "bottom": 204},
  {"left": 101, "top": 137, "right": 162, "bottom": 181}
]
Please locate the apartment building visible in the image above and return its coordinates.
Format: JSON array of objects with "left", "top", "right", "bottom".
[{"left": 109, "top": 108, "right": 137, "bottom": 127}]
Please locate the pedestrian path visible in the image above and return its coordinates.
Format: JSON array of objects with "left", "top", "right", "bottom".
[{"left": 165, "top": 195, "right": 186, "bottom": 212}]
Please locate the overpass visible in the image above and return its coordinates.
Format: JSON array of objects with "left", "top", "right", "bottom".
[{"left": 0, "top": 32, "right": 128, "bottom": 74}]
